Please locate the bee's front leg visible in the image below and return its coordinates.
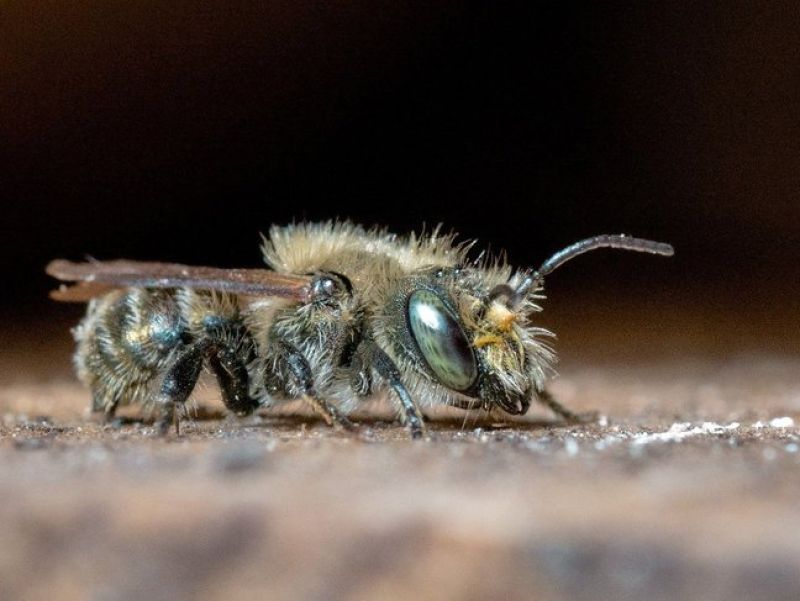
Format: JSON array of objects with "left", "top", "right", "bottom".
[
  {"left": 366, "top": 343, "right": 426, "bottom": 439},
  {"left": 535, "top": 388, "right": 598, "bottom": 424}
]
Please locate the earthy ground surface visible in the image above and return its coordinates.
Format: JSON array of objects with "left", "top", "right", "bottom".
[{"left": 2, "top": 308, "right": 799, "bottom": 600}]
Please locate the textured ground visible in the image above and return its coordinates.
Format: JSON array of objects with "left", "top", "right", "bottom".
[{"left": 1, "top": 311, "right": 799, "bottom": 600}]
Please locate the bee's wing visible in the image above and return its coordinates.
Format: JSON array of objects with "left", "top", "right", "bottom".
[{"left": 46, "top": 259, "right": 313, "bottom": 302}]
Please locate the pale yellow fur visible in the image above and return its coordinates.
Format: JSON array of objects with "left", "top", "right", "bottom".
[{"left": 257, "top": 221, "right": 555, "bottom": 413}]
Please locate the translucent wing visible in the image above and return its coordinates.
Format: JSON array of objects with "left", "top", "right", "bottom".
[{"left": 46, "top": 259, "right": 313, "bottom": 302}]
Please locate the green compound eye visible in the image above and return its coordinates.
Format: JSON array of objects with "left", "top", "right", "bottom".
[{"left": 407, "top": 289, "right": 477, "bottom": 391}]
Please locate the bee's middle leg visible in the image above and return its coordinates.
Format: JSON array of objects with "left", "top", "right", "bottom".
[
  {"left": 365, "top": 342, "right": 425, "bottom": 439},
  {"left": 276, "top": 340, "right": 355, "bottom": 431}
]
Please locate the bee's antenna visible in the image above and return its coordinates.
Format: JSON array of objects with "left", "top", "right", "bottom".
[
  {"left": 512, "top": 235, "right": 674, "bottom": 303},
  {"left": 537, "top": 235, "right": 674, "bottom": 277}
]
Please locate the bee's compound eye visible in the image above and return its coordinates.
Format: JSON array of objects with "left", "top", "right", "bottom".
[{"left": 407, "top": 290, "right": 477, "bottom": 392}]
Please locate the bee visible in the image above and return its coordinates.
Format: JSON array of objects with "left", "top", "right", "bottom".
[{"left": 47, "top": 221, "right": 673, "bottom": 438}]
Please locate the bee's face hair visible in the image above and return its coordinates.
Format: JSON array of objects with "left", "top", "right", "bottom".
[
  {"left": 373, "top": 266, "right": 554, "bottom": 416},
  {"left": 373, "top": 234, "right": 673, "bottom": 416}
]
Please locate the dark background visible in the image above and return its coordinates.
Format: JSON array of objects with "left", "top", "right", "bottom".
[{"left": 2, "top": 1, "right": 798, "bottom": 354}]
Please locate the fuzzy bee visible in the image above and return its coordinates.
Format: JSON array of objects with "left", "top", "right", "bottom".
[{"left": 47, "top": 221, "right": 673, "bottom": 438}]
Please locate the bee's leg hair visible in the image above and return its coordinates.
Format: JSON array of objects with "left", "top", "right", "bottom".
[
  {"left": 93, "top": 394, "right": 148, "bottom": 428},
  {"left": 156, "top": 340, "right": 208, "bottom": 435},
  {"left": 278, "top": 340, "right": 355, "bottom": 430},
  {"left": 209, "top": 345, "right": 260, "bottom": 417},
  {"left": 368, "top": 344, "right": 426, "bottom": 439},
  {"left": 93, "top": 392, "right": 120, "bottom": 422},
  {"left": 536, "top": 388, "right": 597, "bottom": 424}
]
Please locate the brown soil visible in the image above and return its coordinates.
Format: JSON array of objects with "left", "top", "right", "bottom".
[{"left": 1, "top": 319, "right": 799, "bottom": 600}]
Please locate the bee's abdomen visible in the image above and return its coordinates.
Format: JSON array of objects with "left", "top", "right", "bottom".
[{"left": 74, "top": 288, "right": 186, "bottom": 411}]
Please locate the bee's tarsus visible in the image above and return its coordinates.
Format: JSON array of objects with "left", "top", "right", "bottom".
[
  {"left": 155, "top": 404, "right": 175, "bottom": 437},
  {"left": 303, "top": 394, "right": 356, "bottom": 431},
  {"left": 535, "top": 388, "right": 584, "bottom": 423}
]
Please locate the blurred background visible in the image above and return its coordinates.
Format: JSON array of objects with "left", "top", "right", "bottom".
[{"left": 2, "top": 1, "right": 798, "bottom": 360}]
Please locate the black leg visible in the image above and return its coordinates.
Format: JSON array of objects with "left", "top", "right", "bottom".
[
  {"left": 209, "top": 346, "right": 260, "bottom": 416},
  {"left": 156, "top": 341, "right": 207, "bottom": 435},
  {"left": 536, "top": 388, "right": 597, "bottom": 424},
  {"left": 278, "top": 340, "right": 355, "bottom": 431},
  {"left": 369, "top": 344, "right": 425, "bottom": 439}
]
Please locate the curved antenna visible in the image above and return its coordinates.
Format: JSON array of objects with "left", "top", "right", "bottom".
[
  {"left": 537, "top": 235, "right": 674, "bottom": 277},
  {"left": 511, "top": 235, "right": 674, "bottom": 303}
]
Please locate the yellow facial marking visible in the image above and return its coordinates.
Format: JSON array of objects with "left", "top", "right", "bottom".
[
  {"left": 486, "top": 302, "right": 516, "bottom": 332},
  {"left": 474, "top": 334, "right": 505, "bottom": 348}
]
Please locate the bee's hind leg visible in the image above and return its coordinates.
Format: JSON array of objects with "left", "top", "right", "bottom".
[
  {"left": 535, "top": 388, "right": 598, "bottom": 425},
  {"left": 156, "top": 341, "right": 207, "bottom": 436},
  {"left": 209, "top": 345, "right": 260, "bottom": 417}
]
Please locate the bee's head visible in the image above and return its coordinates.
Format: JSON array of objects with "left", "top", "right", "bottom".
[
  {"left": 381, "top": 235, "right": 673, "bottom": 416},
  {"left": 374, "top": 264, "right": 548, "bottom": 416},
  {"left": 397, "top": 268, "right": 552, "bottom": 415}
]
